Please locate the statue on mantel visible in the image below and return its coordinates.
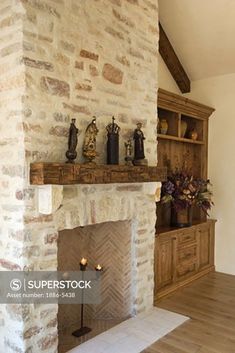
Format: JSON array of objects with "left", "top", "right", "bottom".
[
  {"left": 106, "top": 116, "right": 120, "bottom": 165},
  {"left": 124, "top": 139, "right": 133, "bottom": 166},
  {"left": 66, "top": 118, "right": 79, "bottom": 163},
  {"left": 83, "top": 116, "right": 99, "bottom": 163},
  {"left": 133, "top": 122, "right": 148, "bottom": 166}
]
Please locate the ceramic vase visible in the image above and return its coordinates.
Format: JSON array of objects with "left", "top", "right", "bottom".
[
  {"left": 159, "top": 119, "right": 168, "bottom": 135},
  {"left": 171, "top": 206, "right": 192, "bottom": 228},
  {"left": 180, "top": 120, "right": 187, "bottom": 138},
  {"left": 189, "top": 129, "right": 198, "bottom": 141}
]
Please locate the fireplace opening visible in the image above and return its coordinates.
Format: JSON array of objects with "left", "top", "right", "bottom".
[{"left": 58, "top": 220, "right": 133, "bottom": 353}]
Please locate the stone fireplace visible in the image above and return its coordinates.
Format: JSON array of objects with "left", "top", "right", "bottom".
[
  {"left": 30, "top": 181, "right": 160, "bottom": 353},
  {"left": 56, "top": 183, "right": 160, "bottom": 352},
  {"left": 0, "top": 0, "right": 159, "bottom": 352}
]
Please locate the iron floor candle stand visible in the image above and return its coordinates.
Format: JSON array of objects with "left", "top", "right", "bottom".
[{"left": 72, "top": 260, "right": 92, "bottom": 337}]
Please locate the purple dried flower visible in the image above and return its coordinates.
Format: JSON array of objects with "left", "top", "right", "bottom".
[{"left": 161, "top": 171, "right": 214, "bottom": 213}]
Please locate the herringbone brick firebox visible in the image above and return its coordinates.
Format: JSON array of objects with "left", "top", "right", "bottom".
[{"left": 58, "top": 221, "right": 132, "bottom": 352}]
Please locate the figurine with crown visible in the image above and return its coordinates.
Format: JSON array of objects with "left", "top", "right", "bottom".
[{"left": 106, "top": 116, "right": 120, "bottom": 165}]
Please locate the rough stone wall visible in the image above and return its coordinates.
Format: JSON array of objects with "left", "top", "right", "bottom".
[
  {"left": 0, "top": 1, "right": 26, "bottom": 352},
  {"left": 0, "top": 1, "right": 159, "bottom": 352},
  {"left": 20, "top": 2, "right": 159, "bottom": 350},
  {"left": 22, "top": 0, "right": 159, "bottom": 165}
]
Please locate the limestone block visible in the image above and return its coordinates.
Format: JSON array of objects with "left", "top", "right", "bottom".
[{"left": 37, "top": 185, "right": 63, "bottom": 215}]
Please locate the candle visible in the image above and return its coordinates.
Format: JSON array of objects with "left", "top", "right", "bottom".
[
  {"left": 95, "top": 264, "right": 102, "bottom": 271},
  {"left": 80, "top": 258, "right": 87, "bottom": 266},
  {"left": 80, "top": 258, "right": 88, "bottom": 271}
]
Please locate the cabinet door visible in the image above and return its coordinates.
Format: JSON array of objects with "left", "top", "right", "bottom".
[
  {"left": 155, "top": 234, "right": 176, "bottom": 292},
  {"left": 197, "top": 222, "right": 215, "bottom": 270}
]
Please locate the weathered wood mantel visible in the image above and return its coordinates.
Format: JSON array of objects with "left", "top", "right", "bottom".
[{"left": 30, "top": 163, "right": 167, "bottom": 185}]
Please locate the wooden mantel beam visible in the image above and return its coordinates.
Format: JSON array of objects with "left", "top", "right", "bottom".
[
  {"left": 30, "top": 163, "right": 167, "bottom": 185},
  {"left": 159, "top": 22, "right": 191, "bottom": 94}
]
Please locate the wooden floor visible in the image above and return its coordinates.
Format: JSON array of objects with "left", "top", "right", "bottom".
[{"left": 142, "top": 272, "right": 235, "bottom": 353}]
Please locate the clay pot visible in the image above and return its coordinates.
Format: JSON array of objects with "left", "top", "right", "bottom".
[
  {"left": 189, "top": 129, "right": 198, "bottom": 141},
  {"left": 159, "top": 119, "right": 168, "bottom": 135}
]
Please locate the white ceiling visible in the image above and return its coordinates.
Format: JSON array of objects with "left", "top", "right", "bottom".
[{"left": 159, "top": 0, "right": 235, "bottom": 81}]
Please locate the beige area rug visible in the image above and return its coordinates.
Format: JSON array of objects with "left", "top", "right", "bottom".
[{"left": 67, "top": 307, "right": 189, "bottom": 353}]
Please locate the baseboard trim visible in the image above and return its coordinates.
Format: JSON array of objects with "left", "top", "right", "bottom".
[{"left": 155, "top": 266, "right": 215, "bottom": 303}]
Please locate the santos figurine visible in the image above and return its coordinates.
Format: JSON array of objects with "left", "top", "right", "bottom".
[
  {"left": 83, "top": 117, "right": 99, "bottom": 163},
  {"left": 106, "top": 116, "right": 120, "bottom": 165},
  {"left": 66, "top": 118, "right": 79, "bottom": 163},
  {"left": 133, "top": 122, "right": 148, "bottom": 166}
]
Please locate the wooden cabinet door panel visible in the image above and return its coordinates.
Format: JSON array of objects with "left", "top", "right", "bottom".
[
  {"left": 155, "top": 235, "right": 176, "bottom": 291},
  {"left": 197, "top": 223, "right": 213, "bottom": 270}
]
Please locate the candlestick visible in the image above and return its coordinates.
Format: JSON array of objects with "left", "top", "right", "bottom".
[{"left": 72, "top": 258, "right": 91, "bottom": 338}]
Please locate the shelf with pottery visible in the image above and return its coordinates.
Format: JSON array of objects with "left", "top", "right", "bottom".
[
  {"left": 157, "top": 134, "right": 205, "bottom": 145},
  {"left": 158, "top": 108, "right": 205, "bottom": 144},
  {"left": 154, "top": 88, "right": 215, "bottom": 301}
]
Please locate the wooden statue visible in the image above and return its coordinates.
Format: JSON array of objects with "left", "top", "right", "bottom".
[
  {"left": 133, "top": 123, "right": 148, "bottom": 166},
  {"left": 83, "top": 117, "right": 99, "bottom": 163},
  {"left": 124, "top": 139, "right": 133, "bottom": 166},
  {"left": 106, "top": 116, "right": 120, "bottom": 165},
  {"left": 66, "top": 119, "right": 79, "bottom": 163}
]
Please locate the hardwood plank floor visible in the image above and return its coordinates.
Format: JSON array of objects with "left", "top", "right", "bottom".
[{"left": 142, "top": 272, "right": 235, "bottom": 353}]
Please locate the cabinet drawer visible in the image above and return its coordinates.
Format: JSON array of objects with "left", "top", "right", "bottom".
[
  {"left": 176, "top": 261, "right": 197, "bottom": 279},
  {"left": 178, "top": 245, "right": 197, "bottom": 263},
  {"left": 177, "top": 231, "right": 197, "bottom": 247}
]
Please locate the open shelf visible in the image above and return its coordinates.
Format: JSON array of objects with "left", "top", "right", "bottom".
[{"left": 157, "top": 134, "right": 205, "bottom": 145}]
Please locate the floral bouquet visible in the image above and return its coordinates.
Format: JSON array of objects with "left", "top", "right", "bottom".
[{"left": 161, "top": 171, "right": 214, "bottom": 215}]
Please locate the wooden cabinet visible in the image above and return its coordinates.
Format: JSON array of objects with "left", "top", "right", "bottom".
[
  {"left": 154, "top": 220, "right": 216, "bottom": 301},
  {"left": 155, "top": 89, "right": 216, "bottom": 301}
]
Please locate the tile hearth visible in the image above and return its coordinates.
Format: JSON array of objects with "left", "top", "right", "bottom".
[
  {"left": 59, "top": 318, "right": 123, "bottom": 353},
  {"left": 67, "top": 308, "right": 189, "bottom": 353}
]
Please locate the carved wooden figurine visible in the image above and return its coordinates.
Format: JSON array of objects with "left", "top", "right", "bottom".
[
  {"left": 124, "top": 139, "right": 133, "bottom": 166},
  {"left": 133, "top": 123, "right": 148, "bottom": 166},
  {"left": 83, "top": 117, "right": 99, "bottom": 163},
  {"left": 106, "top": 116, "right": 120, "bottom": 165},
  {"left": 66, "top": 118, "right": 79, "bottom": 163}
]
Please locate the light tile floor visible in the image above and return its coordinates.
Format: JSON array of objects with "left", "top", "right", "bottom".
[{"left": 67, "top": 308, "right": 189, "bottom": 353}]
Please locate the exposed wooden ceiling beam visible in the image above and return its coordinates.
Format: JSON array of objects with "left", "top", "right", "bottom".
[{"left": 159, "top": 22, "right": 191, "bottom": 93}]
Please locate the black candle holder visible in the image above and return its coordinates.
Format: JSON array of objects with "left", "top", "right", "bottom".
[{"left": 72, "top": 261, "right": 92, "bottom": 338}]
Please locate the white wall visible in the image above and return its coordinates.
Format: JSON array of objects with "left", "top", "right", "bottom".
[{"left": 158, "top": 59, "right": 235, "bottom": 275}]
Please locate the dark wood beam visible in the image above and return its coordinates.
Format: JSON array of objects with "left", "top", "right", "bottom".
[{"left": 159, "top": 22, "right": 191, "bottom": 93}]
